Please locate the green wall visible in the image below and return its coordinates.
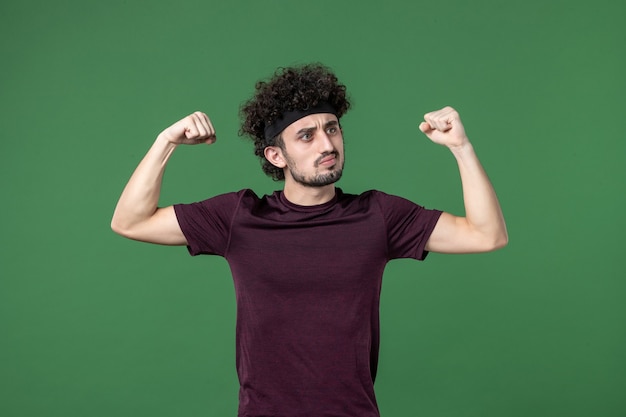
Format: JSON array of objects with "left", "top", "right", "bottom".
[{"left": 1, "top": 0, "right": 624, "bottom": 416}]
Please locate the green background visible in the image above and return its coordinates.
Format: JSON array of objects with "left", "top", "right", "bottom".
[{"left": 1, "top": 0, "right": 624, "bottom": 416}]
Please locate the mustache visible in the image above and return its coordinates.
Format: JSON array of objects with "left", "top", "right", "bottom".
[{"left": 314, "top": 151, "right": 339, "bottom": 167}]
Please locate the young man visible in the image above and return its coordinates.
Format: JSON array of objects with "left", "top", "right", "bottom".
[{"left": 111, "top": 64, "right": 507, "bottom": 417}]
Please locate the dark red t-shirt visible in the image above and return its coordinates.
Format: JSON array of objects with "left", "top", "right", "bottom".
[{"left": 174, "top": 188, "right": 442, "bottom": 417}]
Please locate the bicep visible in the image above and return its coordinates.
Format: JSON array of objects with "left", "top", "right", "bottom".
[
  {"left": 425, "top": 212, "right": 498, "bottom": 254},
  {"left": 116, "top": 206, "right": 188, "bottom": 246}
]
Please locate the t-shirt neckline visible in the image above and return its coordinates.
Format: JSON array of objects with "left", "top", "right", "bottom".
[{"left": 277, "top": 188, "right": 342, "bottom": 212}]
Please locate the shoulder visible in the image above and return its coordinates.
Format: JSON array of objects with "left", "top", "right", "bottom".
[
  {"left": 173, "top": 189, "right": 261, "bottom": 222},
  {"left": 331, "top": 190, "right": 420, "bottom": 221},
  {"left": 185, "top": 189, "right": 259, "bottom": 207},
  {"left": 344, "top": 190, "right": 442, "bottom": 229},
  {"left": 339, "top": 189, "right": 420, "bottom": 209}
]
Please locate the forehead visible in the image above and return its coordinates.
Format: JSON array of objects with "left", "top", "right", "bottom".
[{"left": 283, "top": 113, "right": 338, "bottom": 135}]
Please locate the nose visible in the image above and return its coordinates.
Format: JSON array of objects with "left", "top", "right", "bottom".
[{"left": 317, "top": 131, "right": 335, "bottom": 153}]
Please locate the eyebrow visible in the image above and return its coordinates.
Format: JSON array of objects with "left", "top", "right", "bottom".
[{"left": 295, "top": 120, "right": 339, "bottom": 136}]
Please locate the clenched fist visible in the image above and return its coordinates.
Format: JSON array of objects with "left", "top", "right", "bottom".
[
  {"left": 419, "top": 106, "right": 469, "bottom": 149},
  {"left": 158, "top": 111, "right": 217, "bottom": 146}
]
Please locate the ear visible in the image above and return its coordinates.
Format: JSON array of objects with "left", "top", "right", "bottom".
[{"left": 264, "top": 146, "right": 287, "bottom": 168}]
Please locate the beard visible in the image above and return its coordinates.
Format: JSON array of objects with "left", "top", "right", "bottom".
[
  {"left": 284, "top": 151, "right": 344, "bottom": 187},
  {"left": 292, "top": 166, "right": 343, "bottom": 187}
]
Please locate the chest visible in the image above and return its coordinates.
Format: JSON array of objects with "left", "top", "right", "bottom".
[{"left": 225, "top": 213, "right": 389, "bottom": 293}]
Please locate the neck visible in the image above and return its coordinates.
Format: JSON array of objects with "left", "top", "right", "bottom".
[{"left": 282, "top": 181, "right": 336, "bottom": 206}]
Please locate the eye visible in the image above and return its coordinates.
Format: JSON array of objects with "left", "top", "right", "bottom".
[
  {"left": 326, "top": 126, "right": 339, "bottom": 135},
  {"left": 300, "top": 132, "right": 313, "bottom": 141}
]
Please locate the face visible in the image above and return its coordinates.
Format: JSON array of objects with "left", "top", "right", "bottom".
[{"left": 275, "top": 113, "right": 345, "bottom": 187}]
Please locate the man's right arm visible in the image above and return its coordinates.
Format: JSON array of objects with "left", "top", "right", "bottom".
[{"left": 111, "top": 112, "right": 216, "bottom": 245}]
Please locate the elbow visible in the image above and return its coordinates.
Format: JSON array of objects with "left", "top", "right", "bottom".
[
  {"left": 473, "top": 227, "right": 508, "bottom": 253},
  {"left": 111, "top": 220, "right": 125, "bottom": 237},
  {"left": 111, "top": 217, "right": 133, "bottom": 238},
  {"left": 489, "top": 230, "right": 509, "bottom": 251},
  {"left": 494, "top": 237, "right": 509, "bottom": 251}
]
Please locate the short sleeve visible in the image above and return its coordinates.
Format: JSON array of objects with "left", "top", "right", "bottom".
[
  {"left": 173, "top": 191, "right": 244, "bottom": 256},
  {"left": 373, "top": 191, "right": 443, "bottom": 260}
]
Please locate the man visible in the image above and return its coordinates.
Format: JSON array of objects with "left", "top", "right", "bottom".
[{"left": 111, "top": 64, "right": 507, "bottom": 417}]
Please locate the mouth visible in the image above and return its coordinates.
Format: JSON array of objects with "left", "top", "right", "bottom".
[{"left": 317, "top": 153, "right": 338, "bottom": 167}]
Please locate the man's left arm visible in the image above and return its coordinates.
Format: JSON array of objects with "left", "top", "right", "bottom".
[{"left": 420, "top": 107, "right": 508, "bottom": 254}]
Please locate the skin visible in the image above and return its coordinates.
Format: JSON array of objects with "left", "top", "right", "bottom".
[
  {"left": 263, "top": 114, "right": 344, "bottom": 206},
  {"left": 111, "top": 107, "right": 508, "bottom": 253},
  {"left": 418, "top": 107, "right": 508, "bottom": 253},
  {"left": 111, "top": 111, "right": 214, "bottom": 245}
]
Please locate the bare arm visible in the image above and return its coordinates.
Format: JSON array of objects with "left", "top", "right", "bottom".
[
  {"left": 111, "top": 112, "right": 216, "bottom": 245},
  {"left": 420, "top": 107, "right": 508, "bottom": 254}
]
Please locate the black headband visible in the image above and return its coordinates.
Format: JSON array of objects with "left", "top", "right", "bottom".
[{"left": 264, "top": 101, "right": 338, "bottom": 140}]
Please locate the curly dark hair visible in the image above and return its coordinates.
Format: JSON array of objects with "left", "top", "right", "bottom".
[{"left": 239, "top": 63, "right": 351, "bottom": 181}]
